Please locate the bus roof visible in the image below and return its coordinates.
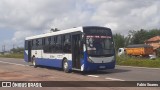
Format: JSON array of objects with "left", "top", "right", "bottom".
[
  {"left": 25, "top": 27, "right": 83, "bottom": 40},
  {"left": 25, "top": 26, "right": 110, "bottom": 40}
]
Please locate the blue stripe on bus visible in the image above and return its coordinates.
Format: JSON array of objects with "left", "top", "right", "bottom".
[
  {"left": 35, "top": 58, "right": 72, "bottom": 69},
  {"left": 23, "top": 51, "right": 72, "bottom": 69}
]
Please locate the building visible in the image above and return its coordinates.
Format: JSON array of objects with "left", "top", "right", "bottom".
[
  {"left": 145, "top": 36, "right": 160, "bottom": 52},
  {"left": 145, "top": 36, "right": 160, "bottom": 50}
]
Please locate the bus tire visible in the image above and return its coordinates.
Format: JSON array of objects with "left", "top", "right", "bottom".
[
  {"left": 63, "top": 59, "right": 70, "bottom": 73},
  {"left": 32, "top": 57, "right": 37, "bottom": 68}
]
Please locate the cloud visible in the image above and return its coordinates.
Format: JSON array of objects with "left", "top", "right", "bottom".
[
  {"left": 89, "top": 0, "right": 160, "bottom": 33},
  {"left": 12, "top": 30, "right": 32, "bottom": 43},
  {"left": 0, "top": 0, "right": 160, "bottom": 50},
  {"left": 0, "top": 0, "right": 72, "bottom": 30}
]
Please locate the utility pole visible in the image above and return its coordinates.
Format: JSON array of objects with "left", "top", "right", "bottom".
[
  {"left": 1, "top": 45, "right": 3, "bottom": 52},
  {"left": 13, "top": 44, "right": 15, "bottom": 49},
  {"left": 2, "top": 45, "right": 5, "bottom": 53},
  {"left": 3, "top": 45, "right": 5, "bottom": 52}
]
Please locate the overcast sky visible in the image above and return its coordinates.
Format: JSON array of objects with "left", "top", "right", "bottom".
[{"left": 0, "top": 0, "right": 160, "bottom": 51}]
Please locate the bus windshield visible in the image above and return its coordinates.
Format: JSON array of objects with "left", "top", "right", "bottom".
[{"left": 86, "top": 35, "right": 114, "bottom": 57}]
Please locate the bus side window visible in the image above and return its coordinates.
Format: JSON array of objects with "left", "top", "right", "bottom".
[
  {"left": 56, "top": 36, "right": 62, "bottom": 53},
  {"left": 51, "top": 36, "right": 55, "bottom": 53},
  {"left": 25, "top": 40, "right": 28, "bottom": 50},
  {"left": 42, "top": 38, "right": 45, "bottom": 46},
  {"left": 32, "top": 39, "right": 37, "bottom": 50},
  {"left": 42, "top": 38, "right": 46, "bottom": 52},
  {"left": 36, "top": 39, "right": 39, "bottom": 47},
  {"left": 39, "top": 38, "right": 42, "bottom": 49},
  {"left": 43, "top": 37, "right": 51, "bottom": 53},
  {"left": 63, "top": 34, "right": 71, "bottom": 53},
  {"left": 48, "top": 37, "right": 52, "bottom": 53}
]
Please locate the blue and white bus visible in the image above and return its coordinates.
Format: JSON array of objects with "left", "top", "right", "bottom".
[{"left": 24, "top": 26, "right": 116, "bottom": 72}]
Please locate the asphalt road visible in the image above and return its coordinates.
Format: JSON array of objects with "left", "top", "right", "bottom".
[{"left": 0, "top": 58, "right": 159, "bottom": 90}]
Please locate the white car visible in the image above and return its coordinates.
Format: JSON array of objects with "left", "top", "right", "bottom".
[
  {"left": 149, "top": 54, "right": 156, "bottom": 60},
  {"left": 118, "top": 48, "right": 125, "bottom": 56}
]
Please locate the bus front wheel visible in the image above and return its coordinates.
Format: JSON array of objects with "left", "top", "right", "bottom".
[{"left": 63, "top": 59, "right": 70, "bottom": 73}]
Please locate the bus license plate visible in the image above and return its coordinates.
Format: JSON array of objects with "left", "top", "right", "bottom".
[{"left": 99, "top": 66, "right": 105, "bottom": 69}]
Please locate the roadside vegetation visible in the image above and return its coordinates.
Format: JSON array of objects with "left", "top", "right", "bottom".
[
  {"left": 116, "top": 55, "right": 160, "bottom": 68},
  {"left": 113, "top": 29, "right": 160, "bottom": 51},
  {"left": 0, "top": 47, "right": 24, "bottom": 59},
  {"left": 114, "top": 28, "right": 160, "bottom": 68},
  {"left": 0, "top": 53, "right": 24, "bottom": 59}
]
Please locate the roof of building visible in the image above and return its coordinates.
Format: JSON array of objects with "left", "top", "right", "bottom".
[
  {"left": 126, "top": 44, "right": 152, "bottom": 48},
  {"left": 145, "top": 36, "right": 160, "bottom": 42}
]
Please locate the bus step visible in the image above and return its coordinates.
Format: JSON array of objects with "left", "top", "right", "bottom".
[{"left": 72, "top": 68, "right": 81, "bottom": 71}]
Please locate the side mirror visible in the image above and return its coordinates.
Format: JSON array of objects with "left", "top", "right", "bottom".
[{"left": 81, "top": 37, "right": 86, "bottom": 44}]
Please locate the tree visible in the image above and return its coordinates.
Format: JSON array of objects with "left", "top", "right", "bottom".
[
  {"left": 113, "top": 29, "right": 160, "bottom": 54},
  {"left": 50, "top": 28, "right": 60, "bottom": 32},
  {"left": 156, "top": 48, "right": 160, "bottom": 57},
  {"left": 131, "top": 29, "right": 148, "bottom": 44},
  {"left": 10, "top": 47, "right": 24, "bottom": 53},
  {"left": 124, "top": 30, "right": 135, "bottom": 45},
  {"left": 146, "top": 29, "right": 160, "bottom": 39},
  {"left": 113, "top": 34, "right": 125, "bottom": 51},
  {"left": 129, "top": 29, "right": 160, "bottom": 44}
]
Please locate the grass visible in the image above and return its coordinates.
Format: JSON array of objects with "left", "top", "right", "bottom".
[
  {"left": 0, "top": 53, "right": 24, "bottom": 59},
  {"left": 116, "top": 55, "right": 160, "bottom": 68}
]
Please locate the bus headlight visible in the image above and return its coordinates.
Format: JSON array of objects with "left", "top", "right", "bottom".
[
  {"left": 112, "top": 56, "right": 116, "bottom": 62},
  {"left": 81, "top": 64, "right": 84, "bottom": 71}
]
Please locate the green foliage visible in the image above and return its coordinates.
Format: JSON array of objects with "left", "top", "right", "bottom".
[
  {"left": 146, "top": 29, "right": 160, "bottom": 38},
  {"left": 113, "top": 34, "right": 125, "bottom": 51},
  {"left": 10, "top": 47, "right": 24, "bottom": 53},
  {"left": 156, "top": 48, "right": 160, "bottom": 57},
  {"left": 116, "top": 56, "right": 160, "bottom": 68},
  {"left": 130, "top": 29, "right": 148, "bottom": 44},
  {"left": 113, "top": 29, "right": 160, "bottom": 52},
  {"left": 0, "top": 53, "right": 24, "bottom": 59},
  {"left": 0, "top": 47, "right": 24, "bottom": 58},
  {"left": 129, "top": 29, "right": 160, "bottom": 44}
]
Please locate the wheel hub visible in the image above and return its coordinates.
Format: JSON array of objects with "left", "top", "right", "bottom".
[{"left": 64, "top": 62, "right": 68, "bottom": 69}]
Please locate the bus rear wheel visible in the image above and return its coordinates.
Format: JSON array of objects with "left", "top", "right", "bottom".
[{"left": 63, "top": 59, "right": 70, "bottom": 73}]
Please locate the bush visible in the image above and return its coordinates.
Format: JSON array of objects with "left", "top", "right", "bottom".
[
  {"left": 0, "top": 53, "right": 24, "bottom": 59},
  {"left": 156, "top": 48, "right": 160, "bottom": 57},
  {"left": 116, "top": 55, "right": 160, "bottom": 68}
]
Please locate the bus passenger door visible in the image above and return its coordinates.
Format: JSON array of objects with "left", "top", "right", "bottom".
[
  {"left": 72, "top": 34, "right": 81, "bottom": 69},
  {"left": 28, "top": 41, "right": 32, "bottom": 62}
]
